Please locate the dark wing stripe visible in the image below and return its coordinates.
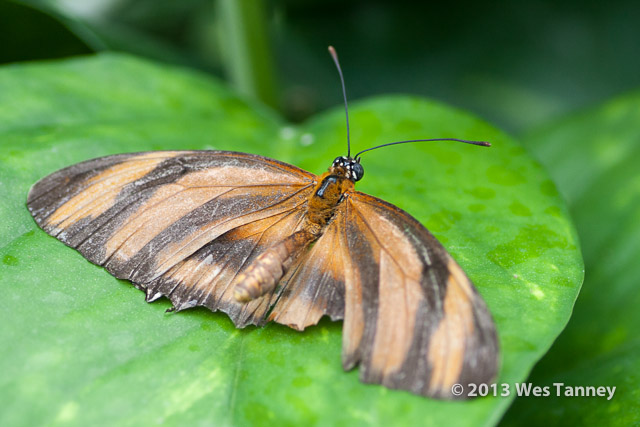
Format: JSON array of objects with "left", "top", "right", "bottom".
[
  {"left": 50, "top": 163, "right": 199, "bottom": 260},
  {"left": 63, "top": 162, "right": 215, "bottom": 260},
  {"left": 340, "top": 199, "right": 380, "bottom": 371},
  {"left": 71, "top": 188, "right": 161, "bottom": 250},
  {"left": 36, "top": 153, "right": 187, "bottom": 226},
  {"left": 102, "top": 187, "right": 236, "bottom": 265},
  {"left": 70, "top": 179, "right": 198, "bottom": 262},
  {"left": 44, "top": 158, "right": 181, "bottom": 225},
  {"left": 32, "top": 153, "right": 192, "bottom": 246},
  {"left": 46, "top": 167, "right": 152, "bottom": 229}
]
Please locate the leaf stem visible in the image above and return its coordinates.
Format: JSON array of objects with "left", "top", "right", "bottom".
[{"left": 217, "top": 0, "right": 279, "bottom": 110}]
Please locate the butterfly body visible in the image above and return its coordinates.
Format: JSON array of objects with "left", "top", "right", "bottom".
[{"left": 234, "top": 158, "right": 357, "bottom": 302}]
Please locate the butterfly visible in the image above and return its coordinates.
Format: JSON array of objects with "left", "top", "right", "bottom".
[{"left": 26, "top": 47, "right": 498, "bottom": 399}]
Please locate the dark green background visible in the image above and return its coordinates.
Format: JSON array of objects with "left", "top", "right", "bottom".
[{"left": 3, "top": 0, "right": 640, "bottom": 133}]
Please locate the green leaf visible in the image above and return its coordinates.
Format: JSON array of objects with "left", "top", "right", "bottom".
[
  {"left": 501, "top": 92, "right": 640, "bottom": 426},
  {"left": 0, "top": 53, "right": 582, "bottom": 426}
]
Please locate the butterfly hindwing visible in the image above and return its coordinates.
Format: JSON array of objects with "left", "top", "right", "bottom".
[
  {"left": 27, "top": 150, "right": 316, "bottom": 325},
  {"left": 146, "top": 206, "right": 309, "bottom": 325},
  {"left": 267, "top": 219, "right": 347, "bottom": 330},
  {"left": 332, "top": 191, "right": 498, "bottom": 399}
]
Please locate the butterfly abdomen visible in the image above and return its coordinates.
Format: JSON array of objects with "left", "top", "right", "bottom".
[{"left": 233, "top": 230, "right": 316, "bottom": 302}]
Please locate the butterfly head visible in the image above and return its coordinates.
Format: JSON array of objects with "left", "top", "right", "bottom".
[{"left": 331, "top": 156, "right": 364, "bottom": 182}]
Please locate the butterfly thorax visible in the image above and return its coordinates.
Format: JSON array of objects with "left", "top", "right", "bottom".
[
  {"left": 303, "top": 156, "right": 362, "bottom": 234},
  {"left": 305, "top": 170, "right": 354, "bottom": 235}
]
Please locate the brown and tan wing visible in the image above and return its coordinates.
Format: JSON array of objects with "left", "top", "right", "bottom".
[
  {"left": 331, "top": 191, "right": 499, "bottom": 399},
  {"left": 27, "top": 150, "right": 316, "bottom": 326}
]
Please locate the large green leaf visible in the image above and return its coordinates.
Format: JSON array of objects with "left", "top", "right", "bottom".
[
  {"left": 501, "top": 92, "right": 640, "bottom": 425},
  {"left": 0, "top": 54, "right": 582, "bottom": 426}
]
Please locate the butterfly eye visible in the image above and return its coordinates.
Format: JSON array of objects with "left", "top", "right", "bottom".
[{"left": 351, "top": 161, "right": 364, "bottom": 181}]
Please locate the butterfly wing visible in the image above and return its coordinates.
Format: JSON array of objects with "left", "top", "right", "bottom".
[
  {"left": 323, "top": 191, "right": 498, "bottom": 399},
  {"left": 27, "top": 150, "right": 316, "bottom": 326}
]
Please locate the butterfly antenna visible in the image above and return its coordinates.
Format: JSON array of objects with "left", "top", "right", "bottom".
[
  {"left": 354, "top": 138, "right": 491, "bottom": 159},
  {"left": 328, "top": 46, "right": 352, "bottom": 157}
]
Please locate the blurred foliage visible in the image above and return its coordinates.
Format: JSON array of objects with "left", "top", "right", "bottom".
[
  {"left": 0, "top": 1, "right": 92, "bottom": 62},
  {"left": 3, "top": 0, "right": 640, "bottom": 133},
  {"left": 500, "top": 92, "right": 640, "bottom": 426}
]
